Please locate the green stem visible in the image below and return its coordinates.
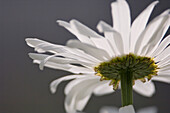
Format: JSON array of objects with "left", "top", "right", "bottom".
[{"left": 120, "top": 70, "right": 133, "bottom": 106}]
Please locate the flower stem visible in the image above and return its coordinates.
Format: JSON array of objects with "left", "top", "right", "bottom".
[{"left": 120, "top": 69, "right": 133, "bottom": 106}]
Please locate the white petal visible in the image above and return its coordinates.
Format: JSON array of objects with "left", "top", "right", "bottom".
[
  {"left": 26, "top": 38, "right": 65, "bottom": 53},
  {"left": 119, "top": 105, "right": 135, "bottom": 113},
  {"left": 158, "top": 71, "right": 170, "bottom": 76},
  {"left": 26, "top": 38, "right": 100, "bottom": 64},
  {"left": 133, "top": 80, "right": 155, "bottom": 97},
  {"left": 111, "top": 0, "right": 131, "bottom": 54},
  {"left": 130, "top": 1, "right": 159, "bottom": 52},
  {"left": 144, "top": 16, "right": 169, "bottom": 56},
  {"left": 66, "top": 39, "right": 110, "bottom": 61},
  {"left": 93, "top": 81, "right": 115, "bottom": 96},
  {"left": 50, "top": 75, "right": 87, "bottom": 93},
  {"left": 152, "top": 76, "right": 170, "bottom": 84},
  {"left": 29, "top": 53, "right": 94, "bottom": 68},
  {"left": 90, "top": 37, "right": 115, "bottom": 57},
  {"left": 65, "top": 78, "right": 100, "bottom": 112},
  {"left": 104, "top": 31, "right": 124, "bottom": 55},
  {"left": 76, "top": 95, "right": 91, "bottom": 111},
  {"left": 56, "top": 52, "right": 99, "bottom": 64},
  {"left": 151, "top": 35, "right": 170, "bottom": 57},
  {"left": 57, "top": 20, "right": 95, "bottom": 45},
  {"left": 70, "top": 19, "right": 103, "bottom": 38},
  {"left": 39, "top": 54, "right": 57, "bottom": 70},
  {"left": 26, "top": 38, "right": 48, "bottom": 48},
  {"left": 137, "top": 106, "right": 157, "bottom": 113},
  {"left": 157, "top": 55, "right": 170, "bottom": 67},
  {"left": 97, "top": 21, "right": 114, "bottom": 33},
  {"left": 154, "top": 46, "right": 170, "bottom": 62},
  {"left": 99, "top": 106, "right": 119, "bottom": 113},
  {"left": 33, "top": 60, "right": 95, "bottom": 74},
  {"left": 135, "top": 10, "right": 170, "bottom": 55},
  {"left": 64, "top": 76, "right": 98, "bottom": 95},
  {"left": 158, "top": 70, "right": 170, "bottom": 74},
  {"left": 158, "top": 64, "right": 170, "bottom": 72}
]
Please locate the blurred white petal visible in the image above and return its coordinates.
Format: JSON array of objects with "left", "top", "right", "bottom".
[{"left": 133, "top": 80, "right": 155, "bottom": 97}]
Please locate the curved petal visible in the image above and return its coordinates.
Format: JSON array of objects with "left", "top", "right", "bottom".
[
  {"left": 130, "top": 1, "right": 159, "bottom": 52},
  {"left": 111, "top": 0, "right": 131, "bottom": 54},
  {"left": 50, "top": 75, "right": 87, "bottom": 93},
  {"left": 133, "top": 80, "right": 155, "bottom": 97},
  {"left": 119, "top": 105, "right": 135, "bottom": 113},
  {"left": 64, "top": 76, "right": 98, "bottom": 95},
  {"left": 26, "top": 38, "right": 100, "bottom": 64},
  {"left": 65, "top": 78, "right": 101, "bottom": 112}
]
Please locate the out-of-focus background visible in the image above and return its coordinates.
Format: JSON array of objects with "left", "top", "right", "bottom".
[{"left": 0, "top": 0, "right": 170, "bottom": 113}]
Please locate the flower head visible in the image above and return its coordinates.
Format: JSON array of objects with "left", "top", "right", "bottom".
[{"left": 26, "top": 0, "right": 170, "bottom": 112}]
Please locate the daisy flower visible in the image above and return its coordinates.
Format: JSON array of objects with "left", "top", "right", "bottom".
[
  {"left": 26, "top": 0, "right": 170, "bottom": 113},
  {"left": 100, "top": 105, "right": 157, "bottom": 113}
]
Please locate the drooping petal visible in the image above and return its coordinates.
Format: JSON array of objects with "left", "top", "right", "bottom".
[
  {"left": 50, "top": 75, "right": 87, "bottom": 93},
  {"left": 66, "top": 39, "right": 110, "bottom": 61},
  {"left": 119, "top": 105, "right": 135, "bottom": 113},
  {"left": 26, "top": 38, "right": 101, "bottom": 64},
  {"left": 133, "top": 80, "right": 155, "bottom": 97},
  {"left": 111, "top": 0, "right": 131, "bottom": 54},
  {"left": 64, "top": 76, "right": 98, "bottom": 95},
  {"left": 135, "top": 10, "right": 170, "bottom": 55},
  {"left": 130, "top": 1, "right": 159, "bottom": 52},
  {"left": 64, "top": 78, "right": 101, "bottom": 112}
]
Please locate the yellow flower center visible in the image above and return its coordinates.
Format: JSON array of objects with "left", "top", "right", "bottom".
[{"left": 94, "top": 53, "right": 158, "bottom": 90}]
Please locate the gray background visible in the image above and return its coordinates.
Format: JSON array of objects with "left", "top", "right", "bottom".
[{"left": 0, "top": 0, "right": 170, "bottom": 113}]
